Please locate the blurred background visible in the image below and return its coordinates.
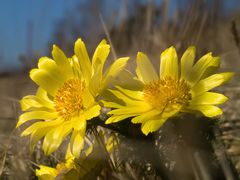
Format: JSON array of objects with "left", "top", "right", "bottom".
[{"left": 0, "top": 0, "right": 240, "bottom": 179}]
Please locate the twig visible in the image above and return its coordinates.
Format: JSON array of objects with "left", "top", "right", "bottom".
[
  {"left": 231, "top": 21, "right": 240, "bottom": 50},
  {"left": 99, "top": 13, "right": 117, "bottom": 60},
  {"left": 92, "top": 128, "right": 116, "bottom": 171}
]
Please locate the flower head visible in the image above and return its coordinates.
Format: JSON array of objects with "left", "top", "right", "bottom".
[
  {"left": 36, "top": 146, "right": 77, "bottom": 180},
  {"left": 36, "top": 134, "right": 115, "bottom": 179},
  {"left": 102, "top": 46, "right": 233, "bottom": 135},
  {"left": 17, "top": 38, "right": 129, "bottom": 157}
]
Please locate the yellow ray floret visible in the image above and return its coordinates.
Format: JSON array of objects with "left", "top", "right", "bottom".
[
  {"left": 17, "top": 38, "right": 129, "bottom": 158},
  {"left": 36, "top": 134, "right": 116, "bottom": 180},
  {"left": 102, "top": 46, "right": 233, "bottom": 135},
  {"left": 36, "top": 146, "right": 77, "bottom": 180}
]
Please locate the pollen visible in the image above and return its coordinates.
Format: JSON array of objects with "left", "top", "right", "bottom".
[
  {"left": 54, "top": 79, "right": 85, "bottom": 118},
  {"left": 143, "top": 76, "right": 191, "bottom": 111}
]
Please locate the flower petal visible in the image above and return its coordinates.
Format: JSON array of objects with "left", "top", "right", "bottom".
[
  {"left": 108, "top": 104, "right": 151, "bottom": 115},
  {"left": 30, "top": 126, "right": 54, "bottom": 152},
  {"left": 30, "top": 69, "right": 62, "bottom": 96},
  {"left": 180, "top": 46, "right": 196, "bottom": 81},
  {"left": 71, "top": 55, "right": 83, "bottom": 78},
  {"left": 90, "top": 40, "right": 110, "bottom": 95},
  {"left": 89, "top": 58, "right": 102, "bottom": 96},
  {"left": 20, "top": 95, "right": 53, "bottom": 111},
  {"left": 38, "top": 57, "right": 69, "bottom": 81},
  {"left": 101, "top": 90, "right": 125, "bottom": 105},
  {"left": 102, "top": 57, "right": 129, "bottom": 92},
  {"left": 20, "top": 96, "right": 45, "bottom": 111},
  {"left": 101, "top": 100, "right": 124, "bottom": 109},
  {"left": 160, "top": 46, "right": 178, "bottom": 79},
  {"left": 21, "top": 118, "right": 63, "bottom": 136},
  {"left": 17, "top": 111, "right": 57, "bottom": 128},
  {"left": 191, "top": 72, "right": 234, "bottom": 96},
  {"left": 52, "top": 45, "right": 73, "bottom": 76},
  {"left": 36, "top": 88, "right": 54, "bottom": 105},
  {"left": 189, "top": 92, "right": 228, "bottom": 105},
  {"left": 92, "top": 39, "right": 110, "bottom": 74},
  {"left": 185, "top": 105, "right": 223, "bottom": 117},
  {"left": 84, "top": 104, "right": 101, "bottom": 120},
  {"left": 141, "top": 118, "right": 167, "bottom": 135},
  {"left": 105, "top": 114, "right": 138, "bottom": 124},
  {"left": 131, "top": 109, "right": 161, "bottom": 124},
  {"left": 115, "top": 85, "right": 144, "bottom": 101},
  {"left": 189, "top": 53, "right": 219, "bottom": 85},
  {"left": 36, "top": 165, "right": 57, "bottom": 178},
  {"left": 108, "top": 89, "right": 141, "bottom": 105},
  {"left": 136, "top": 52, "right": 158, "bottom": 83},
  {"left": 70, "top": 128, "right": 86, "bottom": 158},
  {"left": 113, "top": 69, "right": 144, "bottom": 90},
  {"left": 71, "top": 115, "right": 86, "bottom": 131},
  {"left": 82, "top": 88, "right": 95, "bottom": 108},
  {"left": 74, "top": 38, "right": 92, "bottom": 82},
  {"left": 43, "top": 122, "right": 72, "bottom": 155}
]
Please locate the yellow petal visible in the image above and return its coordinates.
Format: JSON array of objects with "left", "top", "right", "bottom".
[
  {"left": 102, "top": 57, "right": 129, "bottom": 92},
  {"left": 70, "top": 128, "right": 86, "bottom": 158},
  {"left": 21, "top": 96, "right": 44, "bottom": 111},
  {"left": 136, "top": 52, "right": 158, "bottom": 83},
  {"left": 38, "top": 57, "right": 69, "bottom": 82},
  {"left": 52, "top": 45, "right": 73, "bottom": 77},
  {"left": 74, "top": 38, "right": 92, "bottom": 82},
  {"left": 43, "top": 122, "right": 72, "bottom": 155},
  {"left": 36, "top": 165, "right": 57, "bottom": 178},
  {"left": 189, "top": 53, "right": 219, "bottom": 85},
  {"left": 36, "top": 88, "right": 54, "bottom": 106},
  {"left": 191, "top": 72, "right": 234, "bottom": 96},
  {"left": 20, "top": 95, "right": 54, "bottom": 111},
  {"left": 17, "top": 111, "right": 57, "bottom": 128},
  {"left": 115, "top": 85, "right": 144, "bottom": 101},
  {"left": 90, "top": 40, "right": 110, "bottom": 95},
  {"left": 71, "top": 115, "right": 86, "bottom": 131},
  {"left": 92, "top": 39, "right": 110, "bottom": 73},
  {"left": 30, "top": 126, "right": 54, "bottom": 152},
  {"left": 21, "top": 118, "right": 63, "bottom": 136},
  {"left": 70, "top": 55, "right": 83, "bottom": 78},
  {"left": 84, "top": 104, "right": 101, "bottom": 120},
  {"left": 160, "top": 46, "right": 178, "bottom": 79},
  {"left": 131, "top": 109, "right": 160, "bottom": 124},
  {"left": 189, "top": 92, "right": 228, "bottom": 105},
  {"left": 141, "top": 118, "right": 167, "bottom": 135},
  {"left": 105, "top": 114, "right": 137, "bottom": 124},
  {"left": 101, "top": 90, "right": 125, "bottom": 105},
  {"left": 185, "top": 105, "right": 223, "bottom": 117},
  {"left": 108, "top": 89, "right": 141, "bottom": 105},
  {"left": 89, "top": 58, "right": 102, "bottom": 96},
  {"left": 180, "top": 46, "right": 196, "bottom": 81},
  {"left": 82, "top": 88, "right": 95, "bottom": 108},
  {"left": 113, "top": 69, "right": 144, "bottom": 91},
  {"left": 108, "top": 104, "right": 151, "bottom": 115},
  {"left": 101, "top": 100, "right": 124, "bottom": 109},
  {"left": 30, "top": 69, "right": 62, "bottom": 96}
]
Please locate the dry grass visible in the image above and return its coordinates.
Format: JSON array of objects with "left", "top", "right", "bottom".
[{"left": 1, "top": 0, "right": 240, "bottom": 179}]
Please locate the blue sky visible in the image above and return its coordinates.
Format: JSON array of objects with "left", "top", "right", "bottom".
[
  {"left": 0, "top": 0, "right": 239, "bottom": 72},
  {"left": 0, "top": 0, "right": 79, "bottom": 71}
]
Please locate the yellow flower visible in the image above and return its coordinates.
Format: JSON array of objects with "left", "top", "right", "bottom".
[
  {"left": 17, "top": 38, "right": 129, "bottom": 157},
  {"left": 36, "top": 134, "right": 116, "bottom": 180},
  {"left": 36, "top": 159, "right": 75, "bottom": 180},
  {"left": 36, "top": 147, "right": 76, "bottom": 180},
  {"left": 102, "top": 46, "right": 233, "bottom": 135}
]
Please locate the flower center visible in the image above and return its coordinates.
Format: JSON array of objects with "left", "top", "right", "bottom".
[
  {"left": 143, "top": 76, "right": 191, "bottom": 111},
  {"left": 54, "top": 79, "right": 85, "bottom": 118}
]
